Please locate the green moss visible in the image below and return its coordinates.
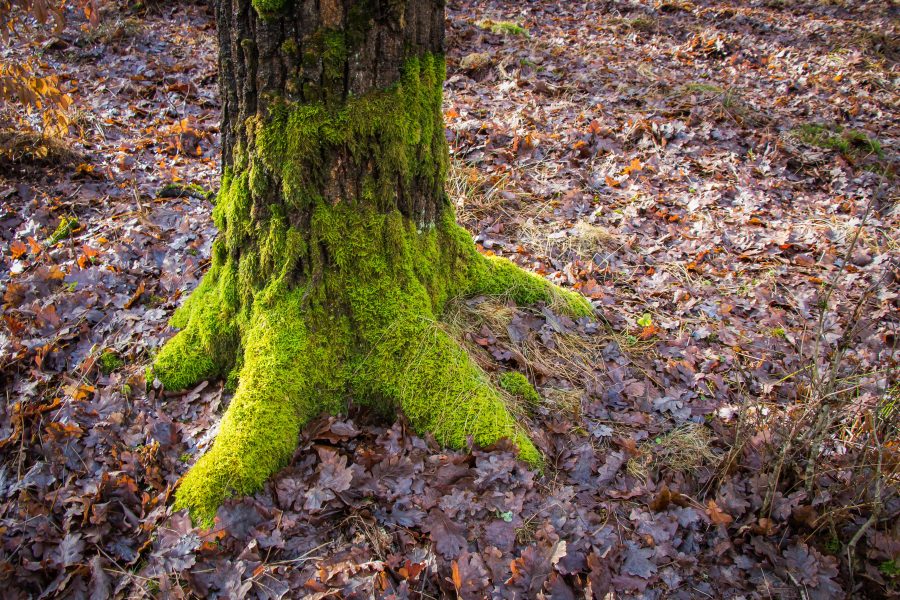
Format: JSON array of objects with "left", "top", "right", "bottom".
[
  {"left": 251, "top": 0, "right": 289, "bottom": 17},
  {"left": 147, "top": 268, "right": 241, "bottom": 391},
  {"left": 258, "top": 53, "right": 449, "bottom": 208},
  {"left": 155, "top": 54, "right": 590, "bottom": 525},
  {"left": 467, "top": 254, "right": 594, "bottom": 318},
  {"left": 157, "top": 182, "right": 213, "bottom": 201},
  {"left": 171, "top": 202, "right": 546, "bottom": 525},
  {"left": 627, "top": 16, "right": 657, "bottom": 32},
  {"left": 792, "top": 123, "right": 884, "bottom": 160},
  {"left": 475, "top": 19, "right": 529, "bottom": 37},
  {"left": 321, "top": 31, "right": 347, "bottom": 85},
  {"left": 880, "top": 560, "right": 899, "bottom": 578},
  {"left": 47, "top": 216, "right": 79, "bottom": 245},
  {"left": 98, "top": 350, "right": 124, "bottom": 375},
  {"left": 499, "top": 371, "right": 541, "bottom": 407},
  {"left": 681, "top": 82, "right": 724, "bottom": 95},
  {"left": 280, "top": 38, "right": 298, "bottom": 56},
  {"left": 174, "top": 286, "right": 349, "bottom": 522}
]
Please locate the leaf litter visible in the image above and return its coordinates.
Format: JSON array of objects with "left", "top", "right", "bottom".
[{"left": 1, "top": 0, "right": 897, "bottom": 598}]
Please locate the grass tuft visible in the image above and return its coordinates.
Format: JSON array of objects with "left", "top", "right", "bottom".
[
  {"left": 628, "top": 424, "right": 720, "bottom": 480},
  {"left": 792, "top": 123, "right": 884, "bottom": 160},
  {"left": 475, "top": 19, "right": 529, "bottom": 37}
]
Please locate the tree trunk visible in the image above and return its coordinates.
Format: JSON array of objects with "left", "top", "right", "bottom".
[{"left": 150, "top": 0, "right": 592, "bottom": 525}]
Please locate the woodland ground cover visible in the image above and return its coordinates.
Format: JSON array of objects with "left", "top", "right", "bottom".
[{"left": 0, "top": 0, "right": 897, "bottom": 597}]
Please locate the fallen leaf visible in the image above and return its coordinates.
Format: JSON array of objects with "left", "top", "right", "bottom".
[{"left": 706, "top": 500, "right": 733, "bottom": 526}]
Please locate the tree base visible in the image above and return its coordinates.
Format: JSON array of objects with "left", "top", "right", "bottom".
[
  {"left": 150, "top": 207, "right": 590, "bottom": 525},
  {"left": 148, "top": 54, "right": 592, "bottom": 525}
]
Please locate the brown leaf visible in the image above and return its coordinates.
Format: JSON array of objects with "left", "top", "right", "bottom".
[
  {"left": 451, "top": 552, "right": 490, "bottom": 598},
  {"left": 424, "top": 509, "right": 467, "bottom": 559},
  {"left": 124, "top": 281, "right": 146, "bottom": 309},
  {"left": 10, "top": 239, "right": 28, "bottom": 258},
  {"left": 649, "top": 485, "right": 690, "bottom": 512},
  {"left": 622, "top": 157, "right": 643, "bottom": 175},
  {"left": 791, "top": 505, "right": 819, "bottom": 529},
  {"left": 706, "top": 500, "right": 733, "bottom": 526}
]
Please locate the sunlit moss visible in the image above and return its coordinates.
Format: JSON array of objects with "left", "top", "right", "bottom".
[
  {"left": 499, "top": 371, "right": 541, "bottom": 407},
  {"left": 174, "top": 285, "right": 349, "bottom": 521},
  {"left": 153, "top": 54, "right": 589, "bottom": 525},
  {"left": 251, "top": 0, "right": 289, "bottom": 17},
  {"left": 475, "top": 19, "right": 529, "bottom": 37},
  {"left": 792, "top": 123, "right": 884, "bottom": 160},
  {"left": 47, "top": 216, "right": 78, "bottom": 245},
  {"left": 467, "top": 254, "right": 594, "bottom": 317}
]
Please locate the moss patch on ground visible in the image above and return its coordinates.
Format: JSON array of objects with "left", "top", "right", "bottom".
[
  {"left": 98, "top": 350, "right": 124, "bottom": 375},
  {"left": 792, "top": 123, "right": 884, "bottom": 160},
  {"left": 475, "top": 19, "right": 529, "bottom": 37},
  {"left": 47, "top": 216, "right": 79, "bottom": 245}
]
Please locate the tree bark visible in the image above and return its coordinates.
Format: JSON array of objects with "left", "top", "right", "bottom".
[
  {"left": 216, "top": 0, "right": 446, "bottom": 222},
  {"left": 150, "top": 0, "right": 592, "bottom": 525}
]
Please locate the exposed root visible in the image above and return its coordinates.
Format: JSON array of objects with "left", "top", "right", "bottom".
[
  {"left": 157, "top": 248, "right": 566, "bottom": 524},
  {"left": 467, "top": 253, "right": 594, "bottom": 318},
  {"left": 498, "top": 371, "right": 541, "bottom": 408},
  {"left": 173, "top": 288, "right": 347, "bottom": 524},
  {"left": 358, "top": 317, "right": 540, "bottom": 468},
  {"left": 147, "top": 275, "right": 239, "bottom": 391}
]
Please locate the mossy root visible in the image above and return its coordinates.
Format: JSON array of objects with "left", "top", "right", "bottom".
[
  {"left": 168, "top": 287, "right": 543, "bottom": 526},
  {"left": 358, "top": 316, "right": 541, "bottom": 467},
  {"left": 468, "top": 254, "right": 594, "bottom": 318},
  {"left": 148, "top": 275, "right": 239, "bottom": 391},
  {"left": 173, "top": 290, "right": 345, "bottom": 525}
]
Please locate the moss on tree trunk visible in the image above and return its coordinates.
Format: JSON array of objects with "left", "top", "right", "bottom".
[{"left": 150, "top": 1, "right": 591, "bottom": 526}]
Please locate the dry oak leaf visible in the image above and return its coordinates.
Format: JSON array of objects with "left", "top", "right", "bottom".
[{"left": 706, "top": 499, "right": 733, "bottom": 526}]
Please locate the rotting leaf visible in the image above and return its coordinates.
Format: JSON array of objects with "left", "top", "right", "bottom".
[
  {"left": 424, "top": 509, "right": 467, "bottom": 559},
  {"left": 622, "top": 541, "right": 657, "bottom": 579},
  {"left": 451, "top": 551, "right": 490, "bottom": 598},
  {"left": 706, "top": 500, "right": 733, "bottom": 527}
]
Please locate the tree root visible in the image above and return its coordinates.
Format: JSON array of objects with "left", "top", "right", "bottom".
[
  {"left": 173, "top": 289, "right": 346, "bottom": 523},
  {"left": 356, "top": 315, "right": 541, "bottom": 466},
  {"left": 468, "top": 254, "right": 593, "bottom": 318},
  {"left": 153, "top": 240, "right": 592, "bottom": 525},
  {"left": 147, "top": 275, "right": 240, "bottom": 391}
]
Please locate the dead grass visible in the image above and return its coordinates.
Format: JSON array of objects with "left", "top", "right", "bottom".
[
  {"left": 627, "top": 423, "right": 721, "bottom": 481},
  {"left": 79, "top": 15, "right": 144, "bottom": 46},
  {"left": 0, "top": 129, "right": 80, "bottom": 166},
  {"left": 442, "top": 296, "right": 617, "bottom": 423},
  {"left": 541, "top": 387, "right": 583, "bottom": 420},
  {"left": 851, "top": 28, "right": 899, "bottom": 61},
  {"left": 519, "top": 218, "right": 623, "bottom": 262},
  {"left": 625, "top": 16, "right": 658, "bottom": 33},
  {"left": 669, "top": 83, "right": 768, "bottom": 127},
  {"left": 656, "top": 0, "right": 696, "bottom": 13},
  {"left": 447, "top": 159, "right": 510, "bottom": 224}
]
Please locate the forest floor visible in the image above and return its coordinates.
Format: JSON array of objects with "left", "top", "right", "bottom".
[{"left": 0, "top": 0, "right": 897, "bottom": 598}]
